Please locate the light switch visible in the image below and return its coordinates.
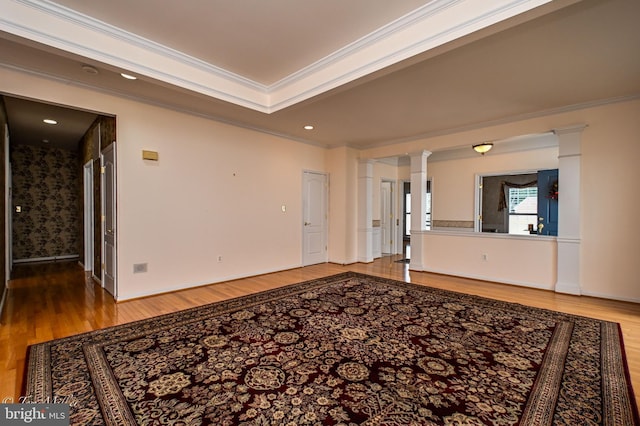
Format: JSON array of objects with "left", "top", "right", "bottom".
[{"left": 281, "top": 205, "right": 286, "bottom": 212}]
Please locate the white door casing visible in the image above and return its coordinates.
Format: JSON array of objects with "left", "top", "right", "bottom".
[
  {"left": 302, "top": 171, "right": 328, "bottom": 266},
  {"left": 101, "top": 143, "right": 116, "bottom": 297},
  {"left": 4, "top": 124, "right": 11, "bottom": 278},
  {"left": 83, "top": 161, "right": 94, "bottom": 272},
  {"left": 380, "top": 181, "right": 393, "bottom": 254}
]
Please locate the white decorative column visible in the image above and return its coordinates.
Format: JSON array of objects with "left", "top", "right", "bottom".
[
  {"left": 409, "top": 150, "right": 432, "bottom": 271},
  {"left": 554, "top": 125, "right": 586, "bottom": 295},
  {"left": 357, "top": 159, "right": 374, "bottom": 263}
]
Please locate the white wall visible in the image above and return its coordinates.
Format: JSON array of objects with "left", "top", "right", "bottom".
[{"left": 0, "top": 67, "right": 326, "bottom": 300}]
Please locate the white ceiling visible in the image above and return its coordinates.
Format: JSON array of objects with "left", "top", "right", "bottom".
[{"left": 1, "top": 0, "right": 639, "bottom": 151}]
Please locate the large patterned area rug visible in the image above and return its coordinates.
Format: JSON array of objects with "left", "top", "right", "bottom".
[{"left": 26, "top": 272, "right": 639, "bottom": 425}]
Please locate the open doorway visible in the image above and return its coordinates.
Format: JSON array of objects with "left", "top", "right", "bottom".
[
  {"left": 2, "top": 95, "right": 116, "bottom": 297},
  {"left": 402, "top": 179, "right": 432, "bottom": 260}
]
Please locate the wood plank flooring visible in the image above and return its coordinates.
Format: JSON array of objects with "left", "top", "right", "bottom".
[{"left": 1, "top": 257, "right": 639, "bottom": 410}]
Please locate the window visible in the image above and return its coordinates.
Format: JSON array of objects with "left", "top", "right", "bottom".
[
  {"left": 479, "top": 172, "right": 537, "bottom": 234},
  {"left": 508, "top": 186, "right": 537, "bottom": 235}
]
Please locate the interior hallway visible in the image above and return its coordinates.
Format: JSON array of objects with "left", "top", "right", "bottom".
[{"left": 1, "top": 257, "right": 638, "bottom": 408}]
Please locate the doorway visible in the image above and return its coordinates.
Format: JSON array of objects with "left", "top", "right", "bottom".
[
  {"left": 402, "top": 179, "right": 432, "bottom": 259},
  {"left": 2, "top": 95, "right": 116, "bottom": 300}
]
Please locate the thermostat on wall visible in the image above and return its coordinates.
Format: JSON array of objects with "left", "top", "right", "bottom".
[{"left": 142, "top": 150, "right": 159, "bottom": 161}]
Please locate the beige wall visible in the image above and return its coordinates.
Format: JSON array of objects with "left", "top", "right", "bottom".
[
  {"left": 326, "top": 146, "right": 358, "bottom": 264},
  {"left": 422, "top": 231, "right": 557, "bottom": 289},
  {"left": 362, "top": 99, "right": 640, "bottom": 302},
  {"left": 579, "top": 100, "right": 640, "bottom": 301},
  {"left": 428, "top": 148, "right": 558, "bottom": 222},
  {"left": 0, "top": 67, "right": 325, "bottom": 300},
  {"left": 117, "top": 102, "right": 326, "bottom": 299},
  {"left": 1, "top": 65, "right": 638, "bottom": 302}
]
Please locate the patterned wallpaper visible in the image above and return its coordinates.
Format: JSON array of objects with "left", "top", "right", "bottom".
[{"left": 11, "top": 144, "right": 81, "bottom": 261}]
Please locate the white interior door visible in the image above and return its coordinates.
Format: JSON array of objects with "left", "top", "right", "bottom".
[
  {"left": 381, "top": 181, "right": 393, "bottom": 254},
  {"left": 302, "top": 171, "right": 328, "bottom": 266},
  {"left": 101, "top": 143, "right": 116, "bottom": 297}
]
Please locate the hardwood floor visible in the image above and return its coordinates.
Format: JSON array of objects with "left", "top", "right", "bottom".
[{"left": 1, "top": 257, "right": 639, "bottom": 410}]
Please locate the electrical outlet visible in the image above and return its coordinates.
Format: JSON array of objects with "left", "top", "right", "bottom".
[
  {"left": 217, "top": 256, "right": 223, "bottom": 262},
  {"left": 133, "top": 263, "right": 148, "bottom": 273},
  {"left": 481, "top": 254, "right": 488, "bottom": 261}
]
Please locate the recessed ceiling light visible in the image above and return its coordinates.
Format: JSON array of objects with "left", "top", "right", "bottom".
[
  {"left": 81, "top": 64, "right": 99, "bottom": 74},
  {"left": 304, "top": 125, "right": 314, "bottom": 130},
  {"left": 43, "top": 119, "right": 57, "bottom": 125},
  {"left": 42, "top": 139, "right": 49, "bottom": 144},
  {"left": 120, "top": 73, "right": 137, "bottom": 80}
]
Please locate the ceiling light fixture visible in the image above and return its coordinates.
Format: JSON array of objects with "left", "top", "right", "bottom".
[
  {"left": 43, "top": 119, "right": 57, "bottom": 125},
  {"left": 120, "top": 73, "right": 137, "bottom": 80},
  {"left": 472, "top": 142, "right": 493, "bottom": 155},
  {"left": 304, "top": 125, "right": 314, "bottom": 130},
  {"left": 81, "top": 64, "right": 99, "bottom": 74},
  {"left": 42, "top": 139, "right": 49, "bottom": 144}
]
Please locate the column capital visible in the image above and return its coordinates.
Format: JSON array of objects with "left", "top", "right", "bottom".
[
  {"left": 357, "top": 158, "right": 374, "bottom": 178},
  {"left": 554, "top": 124, "right": 587, "bottom": 157},
  {"left": 409, "top": 150, "right": 433, "bottom": 160},
  {"left": 553, "top": 124, "right": 587, "bottom": 136},
  {"left": 410, "top": 150, "right": 432, "bottom": 173}
]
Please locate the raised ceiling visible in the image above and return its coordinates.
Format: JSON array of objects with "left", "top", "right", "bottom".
[{"left": 1, "top": 0, "right": 639, "bottom": 150}]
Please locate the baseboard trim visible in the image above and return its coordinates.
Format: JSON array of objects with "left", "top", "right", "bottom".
[
  {"left": 13, "top": 254, "right": 79, "bottom": 264},
  {"left": 412, "top": 265, "right": 555, "bottom": 291},
  {"left": 116, "top": 263, "right": 303, "bottom": 302},
  {"left": 580, "top": 290, "right": 640, "bottom": 304}
]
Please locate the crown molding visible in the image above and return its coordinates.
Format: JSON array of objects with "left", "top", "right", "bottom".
[
  {"left": 1, "top": 0, "right": 271, "bottom": 111},
  {"left": 0, "top": 61, "right": 328, "bottom": 150},
  {"left": 1, "top": 0, "right": 552, "bottom": 113},
  {"left": 268, "top": 0, "right": 552, "bottom": 111}
]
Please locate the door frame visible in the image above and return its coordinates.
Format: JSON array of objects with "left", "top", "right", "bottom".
[
  {"left": 83, "top": 160, "right": 94, "bottom": 272},
  {"left": 4, "top": 124, "right": 11, "bottom": 280},
  {"left": 380, "top": 179, "right": 395, "bottom": 254},
  {"left": 100, "top": 142, "right": 117, "bottom": 298},
  {"left": 302, "top": 170, "right": 328, "bottom": 266}
]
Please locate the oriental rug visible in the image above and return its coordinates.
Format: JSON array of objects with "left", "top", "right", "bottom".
[{"left": 25, "top": 272, "right": 639, "bottom": 425}]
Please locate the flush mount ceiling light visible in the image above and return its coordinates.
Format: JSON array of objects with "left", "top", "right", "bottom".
[
  {"left": 81, "top": 64, "right": 99, "bottom": 74},
  {"left": 472, "top": 142, "right": 493, "bottom": 155},
  {"left": 43, "top": 119, "right": 57, "bottom": 125},
  {"left": 303, "top": 125, "right": 314, "bottom": 130},
  {"left": 120, "top": 72, "right": 137, "bottom": 80}
]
